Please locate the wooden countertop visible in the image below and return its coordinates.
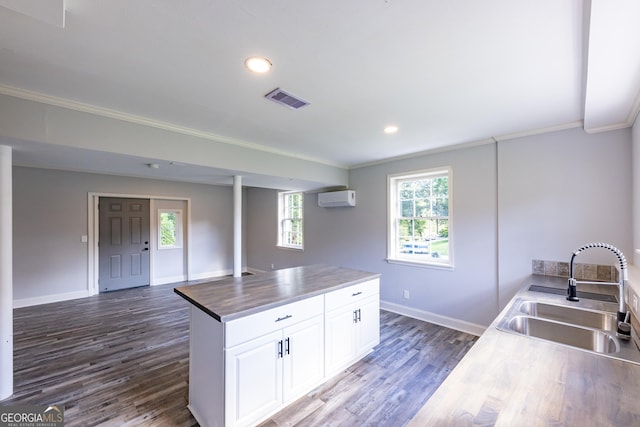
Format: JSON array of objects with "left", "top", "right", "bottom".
[
  {"left": 407, "top": 275, "right": 640, "bottom": 426},
  {"left": 174, "top": 264, "right": 380, "bottom": 322}
]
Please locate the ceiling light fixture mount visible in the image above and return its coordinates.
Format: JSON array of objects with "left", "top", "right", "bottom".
[{"left": 245, "top": 56, "right": 272, "bottom": 73}]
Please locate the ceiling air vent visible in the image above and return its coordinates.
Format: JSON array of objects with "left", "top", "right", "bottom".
[{"left": 264, "top": 88, "right": 310, "bottom": 110}]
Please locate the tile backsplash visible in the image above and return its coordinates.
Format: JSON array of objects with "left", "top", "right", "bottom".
[{"left": 532, "top": 259, "right": 619, "bottom": 282}]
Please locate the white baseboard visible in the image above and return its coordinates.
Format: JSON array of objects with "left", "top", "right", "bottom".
[
  {"left": 14, "top": 290, "right": 91, "bottom": 309},
  {"left": 14, "top": 269, "right": 256, "bottom": 308},
  {"left": 188, "top": 269, "right": 233, "bottom": 281},
  {"left": 380, "top": 300, "right": 486, "bottom": 336},
  {"left": 153, "top": 275, "right": 188, "bottom": 286},
  {"left": 189, "top": 267, "right": 258, "bottom": 281}
]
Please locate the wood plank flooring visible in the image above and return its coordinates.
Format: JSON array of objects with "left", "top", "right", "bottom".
[
  {"left": 259, "top": 309, "right": 478, "bottom": 427},
  {"left": 3, "top": 282, "right": 477, "bottom": 426}
]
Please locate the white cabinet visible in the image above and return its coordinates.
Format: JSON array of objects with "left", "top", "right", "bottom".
[
  {"left": 282, "top": 314, "right": 324, "bottom": 403},
  {"left": 225, "top": 330, "right": 282, "bottom": 427},
  {"left": 325, "top": 279, "right": 380, "bottom": 377},
  {"left": 185, "top": 277, "right": 380, "bottom": 427},
  {"left": 224, "top": 297, "right": 324, "bottom": 427}
]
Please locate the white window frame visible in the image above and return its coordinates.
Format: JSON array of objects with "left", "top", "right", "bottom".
[
  {"left": 277, "top": 191, "right": 304, "bottom": 250},
  {"left": 158, "top": 208, "right": 183, "bottom": 250},
  {"left": 387, "top": 166, "right": 453, "bottom": 269}
]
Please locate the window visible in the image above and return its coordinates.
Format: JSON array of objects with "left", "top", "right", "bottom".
[
  {"left": 158, "top": 209, "right": 182, "bottom": 249},
  {"left": 278, "top": 191, "right": 304, "bottom": 250},
  {"left": 388, "top": 167, "right": 452, "bottom": 268}
]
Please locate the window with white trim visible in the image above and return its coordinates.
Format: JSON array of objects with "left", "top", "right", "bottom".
[
  {"left": 388, "top": 167, "right": 452, "bottom": 267},
  {"left": 278, "top": 191, "right": 304, "bottom": 250},
  {"left": 158, "top": 209, "right": 183, "bottom": 249}
]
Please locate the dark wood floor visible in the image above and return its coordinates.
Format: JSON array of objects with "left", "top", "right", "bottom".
[{"left": 4, "top": 282, "right": 477, "bottom": 426}]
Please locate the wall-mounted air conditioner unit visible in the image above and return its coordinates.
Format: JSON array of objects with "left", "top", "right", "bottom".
[{"left": 318, "top": 190, "right": 356, "bottom": 208}]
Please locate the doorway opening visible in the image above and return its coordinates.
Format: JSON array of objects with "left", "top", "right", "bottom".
[{"left": 87, "top": 192, "right": 191, "bottom": 296}]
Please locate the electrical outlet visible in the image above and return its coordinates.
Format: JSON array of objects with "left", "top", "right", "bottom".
[{"left": 403, "top": 290, "right": 410, "bottom": 300}]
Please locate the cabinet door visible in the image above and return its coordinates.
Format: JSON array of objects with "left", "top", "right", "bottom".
[
  {"left": 282, "top": 314, "right": 325, "bottom": 403},
  {"left": 325, "top": 306, "right": 357, "bottom": 376},
  {"left": 355, "top": 296, "right": 380, "bottom": 357},
  {"left": 225, "top": 330, "right": 283, "bottom": 427}
]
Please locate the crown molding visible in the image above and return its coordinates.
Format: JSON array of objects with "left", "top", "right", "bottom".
[
  {"left": 583, "top": 77, "right": 639, "bottom": 134},
  {"left": 492, "top": 120, "right": 584, "bottom": 141},
  {"left": 584, "top": 120, "right": 634, "bottom": 134},
  {"left": 626, "top": 88, "right": 640, "bottom": 128},
  {"left": 351, "top": 121, "right": 585, "bottom": 170},
  {"left": 0, "top": 84, "right": 347, "bottom": 169}
]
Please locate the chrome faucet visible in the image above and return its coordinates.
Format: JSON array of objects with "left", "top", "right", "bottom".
[{"left": 567, "top": 242, "right": 630, "bottom": 337}]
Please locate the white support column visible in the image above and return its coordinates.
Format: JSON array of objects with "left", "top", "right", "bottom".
[
  {"left": 233, "top": 175, "right": 242, "bottom": 278},
  {"left": 0, "top": 145, "right": 13, "bottom": 400}
]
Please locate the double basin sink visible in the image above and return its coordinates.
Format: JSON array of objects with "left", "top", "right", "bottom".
[{"left": 496, "top": 287, "right": 640, "bottom": 365}]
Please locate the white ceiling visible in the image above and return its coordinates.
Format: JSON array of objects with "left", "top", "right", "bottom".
[{"left": 0, "top": 0, "right": 639, "bottom": 187}]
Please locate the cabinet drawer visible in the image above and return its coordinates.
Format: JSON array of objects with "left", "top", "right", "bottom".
[
  {"left": 225, "top": 295, "right": 324, "bottom": 348},
  {"left": 325, "top": 279, "right": 379, "bottom": 312}
]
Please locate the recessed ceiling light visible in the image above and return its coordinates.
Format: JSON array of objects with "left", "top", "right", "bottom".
[
  {"left": 245, "top": 56, "right": 272, "bottom": 73},
  {"left": 384, "top": 125, "right": 399, "bottom": 134}
]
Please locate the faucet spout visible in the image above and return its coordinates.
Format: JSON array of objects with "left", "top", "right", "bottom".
[{"left": 567, "top": 242, "right": 628, "bottom": 319}]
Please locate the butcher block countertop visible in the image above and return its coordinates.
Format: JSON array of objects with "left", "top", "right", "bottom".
[
  {"left": 174, "top": 264, "right": 380, "bottom": 322},
  {"left": 408, "top": 275, "right": 640, "bottom": 427}
]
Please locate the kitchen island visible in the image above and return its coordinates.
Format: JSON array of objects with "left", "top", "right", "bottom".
[
  {"left": 174, "top": 264, "right": 380, "bottom": 427},
  {"left": 407, "top": 275, "right": 640, "bottom": 426}
]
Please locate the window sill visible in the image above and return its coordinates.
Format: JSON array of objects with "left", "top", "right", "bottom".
[
  {"left": 159, "top": 245, "right": 183, "bottom": 250},
  {"left": 277, "top": 245, "right": 304, "bottom": 252},
  {"left": 386, "top": 257, "right": 454, "bottom": 271}
]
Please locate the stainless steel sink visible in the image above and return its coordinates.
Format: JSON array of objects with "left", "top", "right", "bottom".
[
  {"left": 518, "top": 300, "right": 618, "bottom": 332},
  {"left": 496, "top": 297, "right": 640, "bottom": 365},
  {"left": 506, "top": 315, "right": 619, "bottom": 354}
]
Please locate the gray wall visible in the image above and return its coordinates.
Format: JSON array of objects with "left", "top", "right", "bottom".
[
  {"left": 13, "top": 167, "right": 238, "bottom": 303},
  {"left": 0, "top": 94, "right": 349, "bottom": 190},
  {"left": 13, "top": 125, "right": 634, "bottom": 326},
  {"left": 246, "top": 127, "right": 633, "bottom": 328},
  {"left": 634, "top": 118, "right": 640, "bottom": 267},
  {"left": 247, "top": 143, "right": 499, "bottom": 327},
  {"left": 498, "top": 127, "right": 632, "bottom": 307}
]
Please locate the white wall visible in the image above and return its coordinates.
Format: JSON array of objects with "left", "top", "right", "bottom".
[
  {"left": 246, "top": 127, "right": 633, "bottom": 328},
  {"left": 13, "top": 167, "right": 239, "bottom": 305}
]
